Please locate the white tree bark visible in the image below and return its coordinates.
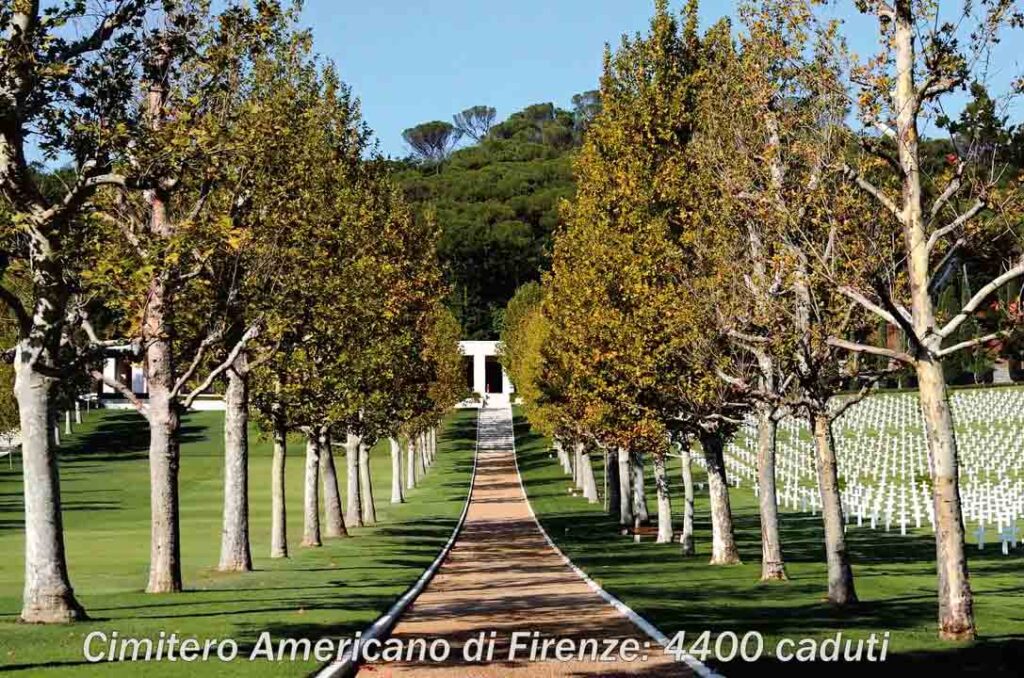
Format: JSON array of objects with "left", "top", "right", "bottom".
[
  {"left": 270, "top": 399, "right": 287, "bottom": 558},
  {"left": 554, "top": 439, "right": 571, "bottom": 474},
  {"left": 632, "top": 452, "right": 650, "bottom": 524},
  {"left": 918, "top": 359, "right": 974, "bottom": 636},
  {"left": 359, "top": 438, "right": 376, "bottom": 525},
  {"left": 580, "top": 451, "right": 599, "bottom": 503},
  {"left": 679, "top": 440, "right": 695, "bottom": 556},
  {"left": 654, "top": 454, "right": 673, "bottom": 543},
  {"left": 406, "top": 435, "right": 417, "bottom": 490},
  {"left": 617, "top": 447, "right": 634, "bottom": 526},
  {"left": 756, "top": 408, "right": 786, "bottom": 580},
  {"left": 416, "top": 431, "right": 427, "bottom": 478},
  {"left": 145, "top": 330, "right": 183, "bottom": 592},
  {"left": 15, "top": 360, "right": 85, "bottom": 622},
  {"left": 301, "top": 431, "right": 321, "bottom": 547},
  {"left": 605, "top": 447, "right": 620, "bottom": 517},
  {"left": 573, "top": 440, "right": 581, "bottom": 489},
  {"left": 701, "top": 432, "right": 740, "bottom": 565},
  {"left": 218, "top": 355, "right": 252, "bottom": 572},
  {"left": 811, "top": 411, "right": 856, "bottom": 604},
  {"left": 320, "top": 427, "right": 346, "bottom": 538},
  {"left": 390, "top": 437, "right": 404, "bottom": 503},
  {"left": 345, "top": 433, "right": 362, "bottom": 528}
]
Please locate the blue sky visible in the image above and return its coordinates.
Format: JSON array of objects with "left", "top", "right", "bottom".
[
  {"left": 300, "top": 1, "right": 686, "bottom": 157},
  {"left": 301, "top": 1, "right": 1022, "bottom": 158}
]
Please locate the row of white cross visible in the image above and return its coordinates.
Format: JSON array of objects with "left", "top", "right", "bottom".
[{"left": 704, "top": 388, "right": 1024, "bottom": 555}]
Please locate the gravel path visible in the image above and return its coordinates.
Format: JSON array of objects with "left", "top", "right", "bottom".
[{"left": 360, "top": 406, "right": 688, "bottom": 677}]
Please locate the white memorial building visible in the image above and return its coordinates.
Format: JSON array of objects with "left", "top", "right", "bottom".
[
  {"left": 99, "top": 341, "right": 514, "bottom": 410},
  {"left": 458, "top": 340, "right": 514, "bottom": 407}
]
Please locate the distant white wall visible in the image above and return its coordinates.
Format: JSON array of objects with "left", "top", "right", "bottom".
[{"left": 458, "top": 340, "right": 513, "bottom": 408}]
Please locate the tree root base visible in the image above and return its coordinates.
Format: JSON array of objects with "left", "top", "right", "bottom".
[
  {"left": 938, "top": 626, "right": 976, "bottom": 642},
  {"left": 760, "top": 569, "right": 788, "bottom": 582},
  {"left": 19, "top": 596, "right": 88, "bottom": 624}
]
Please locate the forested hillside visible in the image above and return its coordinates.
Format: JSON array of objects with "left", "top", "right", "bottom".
[{"left": 394, "top": 100, "right": 597, "bottom": 338}]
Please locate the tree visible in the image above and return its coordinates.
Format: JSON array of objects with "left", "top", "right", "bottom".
[
  {"left": 403, "top": 121, "right": 463, "bottom": 163},
  {"left": 570, "top": 90, "right": 602, "bottom": 139},
  {"left": 0, "top": 0, "right": 156, "bottom": 623},
  {"left": 86, "top": 0, "right": 297, "bottom": 593},
  {"left": 838, "top": 0, "right": 1024, "bottom": 639},
  {"left": 690, "top": 0, "right": 884, "bottom": 599},
  {"left": 525, "top": 1, "right": 751, "bottom": 562},
  {"left": 453, "top": 105, "right": 496, "bottom": 142}
]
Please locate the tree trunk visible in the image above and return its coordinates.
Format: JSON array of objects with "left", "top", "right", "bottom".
[
  {"left": 218, "top": 355, "right": 252, "bottom": 572},
  {"left": 579, "top": 451, "right": 599, "bottom": 503},
  {"left": 555, "top": 439, "right": 571, "bottom": 474},
  {"left": 654, "top": 453, "right": 673, "bottom": 543},
  {"left": 406, "top": 435, "right": 416, "bottom": 490},
  {"left": 15, "top": 360, "right": 86, "bottom": 622},
  {"left": 601, "top": 447, "right": 609, "bottom": 512},
  {"left": 345, "top": 433, "right": 362, "bottom": 527},
  {"left": 145, "top": 331, "right": 183, "bottom": 593},
  {"left": 51, "top": 409, "right": 60, "bottom": 447},
  {"left": 632, "top": 452, "right": 650, "bottom": 524},
  {"left": 700, "top": 432, "right": 740, "bottom": 565},
  {"left": 359, "top": 439, "right": 376, "bottom": 525},
  {"left": 756, "top": 408, "right": 786, "bottom": 581},
  {"left": 301, "top": 431, "right": 321, "bottom": 547},
  {"left": 891, "top": 6, "right": 974, "bottom": 639},
  {"left": 617, "top": 447, "right": 634, "bottom": 526},
  {"left": 320, "top": 427, "right": 346, "bottom": 538},
  {"left": 390, "top": 437, "right": 404, "bottom": 503},
  {"left": 270, "top": 399, "right": 287, "bottom": 559},
  {"left": 918, "top": 358, "right": 974, "bottom": 638},
  {"left": 606, "top": 447, "right": 621, "bottom": 518},
  {"left": 679, "top": 439, "right": 695, "bottom": 556},
  {"left": 417, "top": 432, "right": 427, "bottom": 478},
  {"left": 574, "top": 441, "right": 585, "bottom": 490},
  {"left": 811, "top": 411, "right": 857, "bottom": 605},
  {"left": 141, "top": 33, "right": 181, "bottom": 595}
]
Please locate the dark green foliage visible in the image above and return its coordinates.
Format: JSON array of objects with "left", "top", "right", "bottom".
[
  {"left": 453, "top": 105, "right": 497, "bottom": 142},
  {"left": 402, "top": 120, "right": 463, "bottom": 163},
  {"left": 397, "top": 102, "right": 582, "bottom": 338}
]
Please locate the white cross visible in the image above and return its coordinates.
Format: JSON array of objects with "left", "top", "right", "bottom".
[
  {"left": 974, "top": 524, "right": 986, "bottom": 550},
  {"left": 999, "top": 524, "right": 1019, "bottom": 555}
]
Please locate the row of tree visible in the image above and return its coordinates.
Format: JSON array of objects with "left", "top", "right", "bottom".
[
  {"left": 0, "top": 0, "right": 464, "bottom": 624},
  {"left": 502, "top": 0, "right": 1022, "bottom": 642}
]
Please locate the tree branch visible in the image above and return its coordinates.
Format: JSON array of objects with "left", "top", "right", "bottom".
[
  {"left": 171, "top": 326, "right": 224, "bottom": 396},
  {"left": 926, "top": 199, "right": 986, "bottom": 253},
  {"left": 48, "top": 0, "right": 148, "bottom": 64},
  {"left": 937, "top": 331, "right": 1008, "bottom": 358},
  {"left": 842, "top": 163, "right": 904, "bottom": 222},
  {"left": 827, "top": 337, "right": 915, "bottom": 365},
  {"left": 179, "top": 324, "right": 259, "bottom": 408},
  {"left": 938, "top": 261, "right": 1024, "bottom": 339},
  {"left": 90, "top": 368, "right": 150, "bottom": 420},
  {"left": 928, "top": 163, "right": 965, "bottom": 223},
  {"left": 837, "top": 285, "right": 898, "bottom": 326}
]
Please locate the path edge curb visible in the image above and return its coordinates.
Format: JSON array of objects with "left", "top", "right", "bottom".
[
  {"left": 507, "top": 405, "right": 724, "bottom": 678},
  {"left": 315, "top": 411, "right": 481, "bottom": 678}
]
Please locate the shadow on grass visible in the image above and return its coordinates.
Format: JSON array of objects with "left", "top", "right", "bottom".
[{"left": 510, "top": 411, "right": 1024, "bottom": 675}]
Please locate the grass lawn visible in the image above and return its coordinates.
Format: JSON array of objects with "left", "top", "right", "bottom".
[
  {"left": 512, "top": 407, "right": 1024, "bottom": 676},
  {"left": 0, "top": 407, "right": 477, "bottom": 676}
]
